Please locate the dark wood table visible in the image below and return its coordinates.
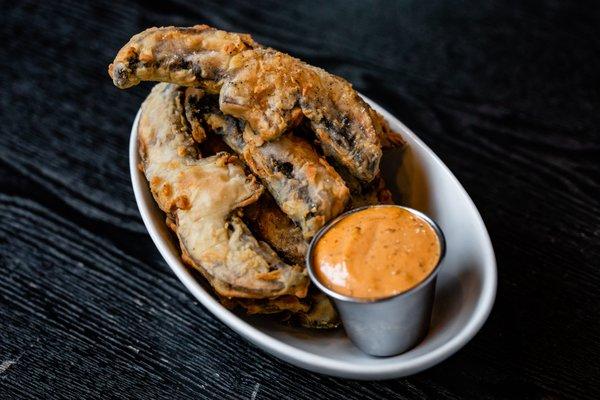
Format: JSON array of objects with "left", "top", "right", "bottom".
[{"left": 2, "top": 1, "right": 598, "bottom": 398}]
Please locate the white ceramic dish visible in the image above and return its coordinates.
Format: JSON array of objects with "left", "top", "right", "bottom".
[{"left": 129, "top": 96, "right": 497, "bottom": 380}]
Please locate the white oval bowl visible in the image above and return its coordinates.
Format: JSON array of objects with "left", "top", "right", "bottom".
[{"left": 129, "top": 95, "right": 497, "bottom": 380}]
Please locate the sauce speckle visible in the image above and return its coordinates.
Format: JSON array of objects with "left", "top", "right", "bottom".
[{"left": 313, "top": 207, "right": 441, "bottom": 299}]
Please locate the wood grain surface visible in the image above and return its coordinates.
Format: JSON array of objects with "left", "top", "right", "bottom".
[{"left": 1, "top": 1, "right": 599, "bottom": 399}]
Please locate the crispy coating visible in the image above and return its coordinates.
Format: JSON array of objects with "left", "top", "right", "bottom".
[
  {"left": 371, "top": 108, "right": 406, "bottom": 150},
  {"left": 109, "top": 25, "right": 258, "bottom": 91},
  {"left": 221, "top": 290, "right": 340, "bottom": 329},
  {"left": 179, "top": 122, "right": 309, "bottom": 263},
  {"left": 138, "top": 83, "right": 308, "bottom": 299},
  {"left": 109, "top": 25, "right": 384, "bottom": 182},
  {"left": 243, "top": 134, "right": 350, "bottom": 238},
  {"left": 184, "top": 91, "right": 350, "bottom": 239},
  {"left": 293, "top": 291, "right": 340, "bottom": 329},
  {"left": 177, "top": 103, "right": 309, "bottom": 266},
  {"left": 347, "top": 174, "right": 395, "bottom": 209},
  {"left": 222, "top": 48, "right": 382, "bottom": 182},
  {"left": 220, "top": 295, "right": 310, "bottom": 315},
  {"left": 244, "top": 192, "right": 308, "bottom": 265}
]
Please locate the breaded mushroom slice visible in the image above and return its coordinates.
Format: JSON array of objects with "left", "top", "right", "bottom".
[
  {"left": 109, "top": 25, "right": 383, "bottom": 182},
  {"left": 182, "top": 90, "right": 350, "bottom": 239},
  {"left": 138, "top": 83, "right": 308, "bottom": 299}
]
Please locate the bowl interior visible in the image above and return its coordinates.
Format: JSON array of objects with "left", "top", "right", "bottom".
[{"left": 130, "top": 97, "right": 496, "bottom": 378}]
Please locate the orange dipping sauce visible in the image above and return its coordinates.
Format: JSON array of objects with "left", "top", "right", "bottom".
[{"left": 313, "top": 206, "right": 441, "bottom": 299}]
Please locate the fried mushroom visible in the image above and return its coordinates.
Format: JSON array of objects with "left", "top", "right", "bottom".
[
  {"left": 138, "top": 83, "right": 308, "bottom": 299},
  {"left": 109, "top": 25, "right": 385, "bottom": 182}
]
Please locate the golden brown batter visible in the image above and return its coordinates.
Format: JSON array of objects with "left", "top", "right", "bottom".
[
  {"left": 313, "top": 206, "right": 441, "bottom": 299},
  {"left": 109, "top": 25, "right": 384, "bottom": 182}
]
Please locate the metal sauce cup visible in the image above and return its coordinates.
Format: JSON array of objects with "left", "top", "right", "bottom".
[{"left": 306, "top": 205, "right": 446, "bottom": 357}]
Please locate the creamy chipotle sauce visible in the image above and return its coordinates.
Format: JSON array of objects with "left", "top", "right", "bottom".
[{"left": 313, "top": 206, "right": 441, "bottom": 299}]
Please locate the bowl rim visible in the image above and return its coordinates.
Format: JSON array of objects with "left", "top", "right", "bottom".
[{"left": 129, "top": 94, "right": 497, "bottom": 379}]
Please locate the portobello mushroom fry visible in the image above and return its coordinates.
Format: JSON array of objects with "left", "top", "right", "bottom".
[
  {"left": 183, "top": 89, "right": 350, "bottom": 239},
  {"left": 109, "top": 24, "right": 383, "bottom": 182},
  {"left": 138, "top": 83, "right": 308, "bottom": 299}
]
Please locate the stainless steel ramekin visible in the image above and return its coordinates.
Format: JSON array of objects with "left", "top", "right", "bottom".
[{"left": 306, "top": 205, "right": 446, "bottom": 357}]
